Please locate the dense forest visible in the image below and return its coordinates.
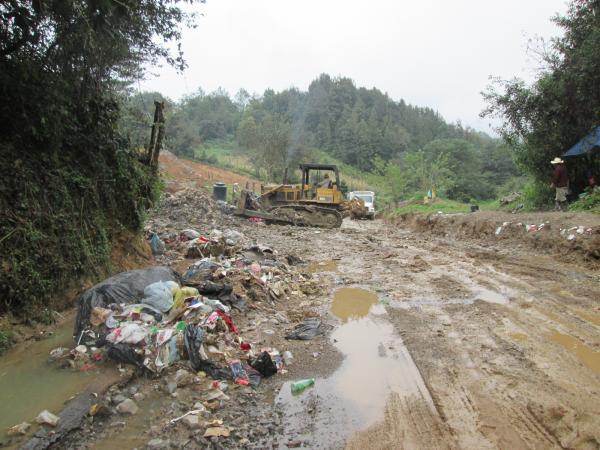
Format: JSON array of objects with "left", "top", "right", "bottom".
[{"left": 124, "top": 75, "right": 521, "bottom": 204}]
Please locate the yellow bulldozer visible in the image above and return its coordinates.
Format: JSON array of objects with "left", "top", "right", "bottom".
[{"left": 234, "top": 164, "right": 366, "bottom": 228}]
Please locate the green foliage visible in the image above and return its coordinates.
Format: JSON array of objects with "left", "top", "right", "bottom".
[
  {"left": 165, "top": 89, "right": 242, "bottom": 156},
  {"left": 522, "top": 179, "right": 555, "bottom": 210},
  {"left": 483, "top": 0, "right": 600, "bottom": 193},
  {"left": 0, "top": 329, "right": 14, "bottom": 355},
  {"left": 569, "top": 189, "right": 600, "bottom": 213},
  {"left": 124, "top": 73, "right": 520, "bottom": 204},
  {"left": 392, "top": 198, "right": 471, "bottom": 215},
  {"left": 0, "top": 148, "right": 159, "bottom": 320},
  {"left": 0, "top": 1, "right": 198, "bottom": 318}
]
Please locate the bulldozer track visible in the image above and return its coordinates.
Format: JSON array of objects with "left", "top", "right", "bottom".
[{"left": 269, "top": 205, "right": 343, "bottom": 229}]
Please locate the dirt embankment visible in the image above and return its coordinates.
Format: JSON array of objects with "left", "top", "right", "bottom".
[
  {"left": 159, "top": 151, "right": 260, "bottom": 193},
  {"left": 393, "top": 211, "right": 600, "bottom": 267}
]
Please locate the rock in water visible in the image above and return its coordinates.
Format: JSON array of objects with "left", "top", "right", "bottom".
[
  {"left": 7, "top": 422, "right": 30, "bottom": 436},
  {"left": 36, "top": 410, "right": 60, "bottom": 427},
  {"left": 116, "top": 399, "right": 139, "bottom": 415}
]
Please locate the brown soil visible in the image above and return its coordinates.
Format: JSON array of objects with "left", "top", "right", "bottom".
[
  {"left": 394, "top": 211, "right": 600, "bottom": 268},
  {"left": 8, "top": 152, "right": 600, "bottom": 450},
  {"left": 158, "top": 150, "right": 259, "bottom": 193}
]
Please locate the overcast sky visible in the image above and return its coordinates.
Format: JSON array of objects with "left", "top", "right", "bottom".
[{"left": 141, "top": 0, "right": 568, "bottom": 134}]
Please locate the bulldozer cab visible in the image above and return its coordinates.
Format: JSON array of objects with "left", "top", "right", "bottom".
[{"left": 299, "top": 164, "right": 342, "bottom": 204}]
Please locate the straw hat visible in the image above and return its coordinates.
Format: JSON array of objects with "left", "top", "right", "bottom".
[{"left": 550, "top": 157, "right": 564, "bottom": 164}]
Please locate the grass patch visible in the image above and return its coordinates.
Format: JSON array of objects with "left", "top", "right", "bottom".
[
  {"left": 393, "top": 198, "right": 471, "bottom": 215},
  {"left": 0, "top": 329, "right": 14, "bottom": 355}
]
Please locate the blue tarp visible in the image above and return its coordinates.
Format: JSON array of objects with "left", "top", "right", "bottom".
[{"left": 564, "top": 126, "right": 600, "bottom": 157}]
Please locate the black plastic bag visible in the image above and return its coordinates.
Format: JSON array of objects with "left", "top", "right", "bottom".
[
  {"left": 285, "top": 319, "right": 323, "bottom": 340},
  {"left": 182, "top": 260, "right": 220, "bottom": 283},
  {"left": 184, "top": 324, "right": 231, "bottom": 380},
  {"left": 106, "top": 344, "right": 145, "bottom": 369},
  {"left": 219, "top": 292, "right": 247, "bottom": 312},
  {"left": 190, "top": 281, "right": 247, "bottom": 312},
  {"left": 249, "top": 351, "right": 277, "bottom": 377},
  {"left": 193, "top": 281, "right": 231, "bottom": 296},
  {"left": 74, "top": 267, "right": 180, "bottom": 342}
]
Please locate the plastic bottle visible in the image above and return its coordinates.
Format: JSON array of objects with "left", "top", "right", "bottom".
[{"left": 291, "top": 378, "right": 315, "bottom": 394}]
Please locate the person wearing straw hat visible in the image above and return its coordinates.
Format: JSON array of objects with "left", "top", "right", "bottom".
[{"left": 550, "top": 157, "right": 569, "bottom": 210}]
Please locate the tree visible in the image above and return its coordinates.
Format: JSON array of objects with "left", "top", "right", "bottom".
[
  {"left": 401, "top": 150, "right": 455, "bottom": 197},
  {"left": 0, "top": 0, "right": 203, "bottom": 316},
  {"left": 482, "top": 0, "right": 600, "bottom": 188}
]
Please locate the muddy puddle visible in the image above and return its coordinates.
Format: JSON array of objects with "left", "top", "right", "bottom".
[
  {"left": 548, "top": 330, "right": 600, "bottom": 377},
  {"left": 330, "top": 287, "right": 378, "bottom": 322},
  {"left": 0, "top": 317, "right": 117, "bottom": 442},
  {"left": 89, "top": 394, "right": 167, "bottom": 450},
  {"left": 307, "top": 259, "right": 338, "bottom": 273},
  {"left": 276, "top": 288, "right": 435, "bottom": 448}
]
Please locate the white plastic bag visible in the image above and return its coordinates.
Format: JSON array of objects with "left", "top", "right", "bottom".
[
  {"left": 106, "top": 323, "right": 149, "bottom": 344},
  {"left": 142, "top": 281, "right": 178, "bottom": 312}
]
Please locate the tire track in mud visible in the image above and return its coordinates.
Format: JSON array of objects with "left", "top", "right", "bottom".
[
  {"left": 333, "top": 220, "right": 599, "bottom": 449},
  {"left": 239, "top": 217, "right": 600, "bottom": 449}
]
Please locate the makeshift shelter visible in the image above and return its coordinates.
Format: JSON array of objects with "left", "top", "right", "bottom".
[{"left": 563, "top": 126, "right": 600, "bottom": 157}]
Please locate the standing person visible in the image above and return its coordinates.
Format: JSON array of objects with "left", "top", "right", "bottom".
[{"left": 550, "top": 157, "right": 569, "bottom": 210}]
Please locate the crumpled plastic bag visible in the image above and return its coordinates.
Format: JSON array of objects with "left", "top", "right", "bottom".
[
  {"left": 106, "top": 323, "right": 149, "bottom": 344},
  {"left": 142, "top": 280, "right": 179, "bottom": 312},
  {"left": 173, "top": 286, "right": 200, "bottom": 310},
  {"left": 285, "top": 319, "right": 323, "bottom": 340},
  {"left": 184, "top": 324, "right": 231, "bottom": 380},
  {"left": 150, "top": 233, "right": 166, "bottom": 255},
  {"left": 107, "top": 343, "right": 145, "bottom": 369},
  {"left": 182, "top": 259, "right": 220, "bottom": 283},
  {"left": 192, "top": 281, "right": 246, "bottom": 312},
  {"left": 249, "top": 351, "right": 278, "bottom": 377},
  {"left": 180, "top": 229, "right": 200, "bottom": 240},
  {"left": 223, "top": 229, "right": 243, "bottom": 246},
  {"left": 74, "top": 267, "right": 180, "bottom": 342}
]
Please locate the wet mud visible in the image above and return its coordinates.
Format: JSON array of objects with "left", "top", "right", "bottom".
[
  {"left": 276, "top": 287, "right": 436, "bottom": 449},
  {"left": 6, "top": 155, "right": 600, "bottom": 449},
  {"left": 252, "top": 216, "right": 600, "bottom": 449}
]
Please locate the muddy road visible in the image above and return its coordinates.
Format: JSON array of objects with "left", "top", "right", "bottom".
[
  {"left": 4, "top": 153, "right": 599, "bottom": 449},
  {"left": 235, "top": 216, "right": 600, "bottom": 449}
]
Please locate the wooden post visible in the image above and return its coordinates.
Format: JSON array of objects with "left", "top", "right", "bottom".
[{"left": 147, "top": 101, "right": 165, "bottom": 170}]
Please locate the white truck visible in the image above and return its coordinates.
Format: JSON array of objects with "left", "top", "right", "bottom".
[{"left": 347, "top": 191, "right": 376, "bottom": 219}]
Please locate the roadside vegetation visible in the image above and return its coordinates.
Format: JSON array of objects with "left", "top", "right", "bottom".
[
  {"left": 483, "top": 0, "right": 600, "bottom": 212},
  {"left": 0, "top": 1, "right": 201, "bottom": 333}
]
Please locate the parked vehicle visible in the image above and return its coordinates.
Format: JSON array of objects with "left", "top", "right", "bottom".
[{"left": 347, "top": 191, "right": 375, "bottom": 219}]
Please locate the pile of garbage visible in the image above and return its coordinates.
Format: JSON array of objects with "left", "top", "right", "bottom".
[
  {"left": 71, "top": 236, "right": 314, "bottom": 384},
  {"left": 25, "top": 223, "right": 327, "bottom": 448},
  {"left": 494, "top": 221, "right": 595, "bottom": 242}
]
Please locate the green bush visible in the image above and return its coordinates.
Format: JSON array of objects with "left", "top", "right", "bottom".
[
  {"left": 0, "top": 329, "right": 14, "bottom": 355},
  {"left": 522, "top": 179, "right": 554, "bottom": 210},
  {"left": 0, "top": 146, "right": 158, "bottom": 322},
  {"left": 569, "top": 189, "right": 600, "bottom": 213}
]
